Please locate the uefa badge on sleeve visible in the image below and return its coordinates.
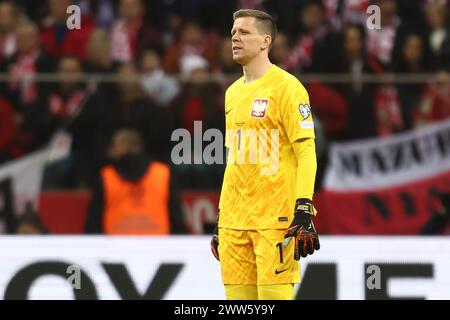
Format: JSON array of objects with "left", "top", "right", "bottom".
[
  {"left": 251, "top": 99, "right": 269, "bottom": 118},
  {"left": 299, "top": 104, "right": 311, "bottom": 119}
]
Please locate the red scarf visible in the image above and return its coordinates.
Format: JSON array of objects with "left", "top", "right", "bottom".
[
  {"left": 49, "top": 90, "right": 86, "bottom": 118},
  {"left": 9, "top": 48, "right": 39, "bottom": 105}
]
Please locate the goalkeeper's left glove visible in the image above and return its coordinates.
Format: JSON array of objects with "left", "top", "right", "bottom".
[
  {"left": 284, "top": 198, "right": 320, "bottom": 260},
  {"left": 210, "top": 216, "right": 219, "bottom": 261}
]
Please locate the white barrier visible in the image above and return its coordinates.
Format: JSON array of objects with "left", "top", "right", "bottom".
[{"left": 0, "top": 236, "right": 449, "bottom": 300}]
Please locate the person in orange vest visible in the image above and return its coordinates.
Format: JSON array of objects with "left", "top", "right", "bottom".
[{"left": 84, "top": 128, "right": 186, "bottom": 235}]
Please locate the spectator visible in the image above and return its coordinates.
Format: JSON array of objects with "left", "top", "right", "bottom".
[
  {"left": 269, "top": 32, "right": 293, "bottom": 71},
  {"left": 40, "top": 0, "right": 96, "bottom": 60},
  {"left": 285, "top": 0, "right": 339, "bottom": 73},
  {"left": 169, "top": 54, "right": 225, "bottom": 189},
  {"left": 85, "top": 129, "right": 186, "bottom": 235},
  {"left": 138, "top": 49, "right": 180, "bottom": 107},
  {"left": 366, "top": 0, "right": 418, "bottom": 70},
  {"left": 338, "top": 24, "right": 379, "bottom": 139},
  {"left": 97, "top": 62, "right": 172, "bottom": 163},
  {"left": 366, "top": 0, "right": 401, "bottom": 68},
  {"left": 335, "top": 25, "right": 383, "bottom": 93},
  {"left": 160, "top": 13, "right": 183, "bottom": 48},
  {"left": 424, "top": 1, "right": 450, "bottom": 70},
  {"left": 214, "top": 36, "right": 241, "bottom": 75},
  {"left": 310, "top": 24, "right": 381, "bottom": 140},
  {"left": 414, "top": 70, "right": 450, "bottom": 127},
  {"left": 172, "top": 54, "right": 224, "bottom": 134},
  {"left": 47, "top": 56, "right": 86, "bottom": 125},
  {"left": 0, "top": 0, "right": 20, "bottom": 63},
  {"left": 395, "top": 33, "right": 431, "bottom": 73},
  {"left": 395, "top": 33, "right": 431, "bottom": 130},
  {"left": 110, "top": 0, "right": 162, "bottom": 63},
  {"left": 85, "top": 28, "right": 117, "bottom": 73},
  {"left": 162, "top": 20, "right": 218, "bottom": 74},
  {"left": 2, "top": 21, "right": 53, "bottom": 106},
  {"left": 1, "top": 21, "right": 54, "bottom": 154},
  {"left": 43, "top": 55, "right": 99, "bottom": 188},
  {"left": 364, "top": 0, "right": 425, "bottom": 136}
]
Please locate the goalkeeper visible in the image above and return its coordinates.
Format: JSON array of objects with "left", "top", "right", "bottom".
[{"left": 210, "top": 9, "right": 319, "bottom": 300}]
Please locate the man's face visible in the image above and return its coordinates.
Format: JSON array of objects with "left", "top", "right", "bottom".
[
  {"left": 344, "top": 27, "right": 363, "bottom": 57},
  {"left": 220, "top": 37, "right": 234, "bottom": 66},
  {"left": 119, "top": 0, "right": 143, "bottom": 23},
  {"left": 271, "top": 33, "right": 289, "bottom": 64},
  {"left": 182, "top": 23, "right": 203, "bottom": 45},
  {"left": 16, "top": 25, "right": 38, "bottom": 54},
  {"left": 49, "top": 0, "right": 72, "bottom": 22},
  {"left": 117, "top": 63, "right": 141, "bottom": 95},
  {"left": 140, "top": 51, "right": 160, "bottom": 73},
  {"left": 58, "top": 57, "right": 82, "bottom": 91},
  {"left": 231, "top": 17, "right": 269, "bottom": 65},
  {"left": 379, "top": 0, "right": 397, "bottom": 18},
  {"left": 0, "top": 3, "right": 16, "bottom": 32},
  {"left": 300, "top": 5, "right": 323, "bottom": 31}
]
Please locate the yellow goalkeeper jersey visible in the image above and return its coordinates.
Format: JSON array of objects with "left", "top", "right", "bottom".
[{"left": 218, "top": 64, "right": 315, "bottom": 230}]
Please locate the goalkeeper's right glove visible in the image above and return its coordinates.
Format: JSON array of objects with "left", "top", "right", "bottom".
[{"left": 210, "top": 219, "right": 219, "bottom": 261}]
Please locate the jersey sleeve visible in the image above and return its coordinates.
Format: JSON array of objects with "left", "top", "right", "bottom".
[{"left": 278, "top": 80, "right": 315, "bottom": 143}]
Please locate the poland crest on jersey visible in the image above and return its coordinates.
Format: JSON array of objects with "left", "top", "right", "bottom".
[{"left": 251, "top": 99, "right": 269, "bottom": 118}]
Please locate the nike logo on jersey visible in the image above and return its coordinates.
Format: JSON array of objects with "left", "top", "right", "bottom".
[{"left": 275, "top": 268, "right": 288, "bottom": 275}]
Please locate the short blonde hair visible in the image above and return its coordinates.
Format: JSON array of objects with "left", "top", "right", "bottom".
[{"left": 233, "top": 9, "right": 277, "bottom": 48}]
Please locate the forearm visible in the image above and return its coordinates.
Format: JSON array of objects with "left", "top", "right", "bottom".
[{"left": 292, "top": 138, "right": 317, "bottom": 202}]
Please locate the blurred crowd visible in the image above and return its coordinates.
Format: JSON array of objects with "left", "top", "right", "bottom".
[{"left": 0, "top": 0, "right": 449, "bottom": 192}]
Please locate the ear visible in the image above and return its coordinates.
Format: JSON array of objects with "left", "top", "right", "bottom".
[{"left": 261, "top": 34, "right": 272, "bottom": 51}]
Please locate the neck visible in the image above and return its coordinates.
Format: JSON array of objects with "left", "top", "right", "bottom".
[
  {"left": 381, "top": 15, "right": 395, "bottom": 27},
  {"left": 347, "top": 52, "right": 362, "bottom": 63},
  {"left": 125, "top": 17, "right": 142, "bottom": 28},
  {"left": 21, "top": 46, "right": 38, "bottom": 56},
  {"left": 408, "top": 62, "right": 420, "bottom": 72},
  {"left": 242, "top": 55, "right": 272, "bottom": 84}
]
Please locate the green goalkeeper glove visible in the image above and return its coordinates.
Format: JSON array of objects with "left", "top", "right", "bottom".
[{"left": 283, "top": 198, "right": 320, "bottom": 260}]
